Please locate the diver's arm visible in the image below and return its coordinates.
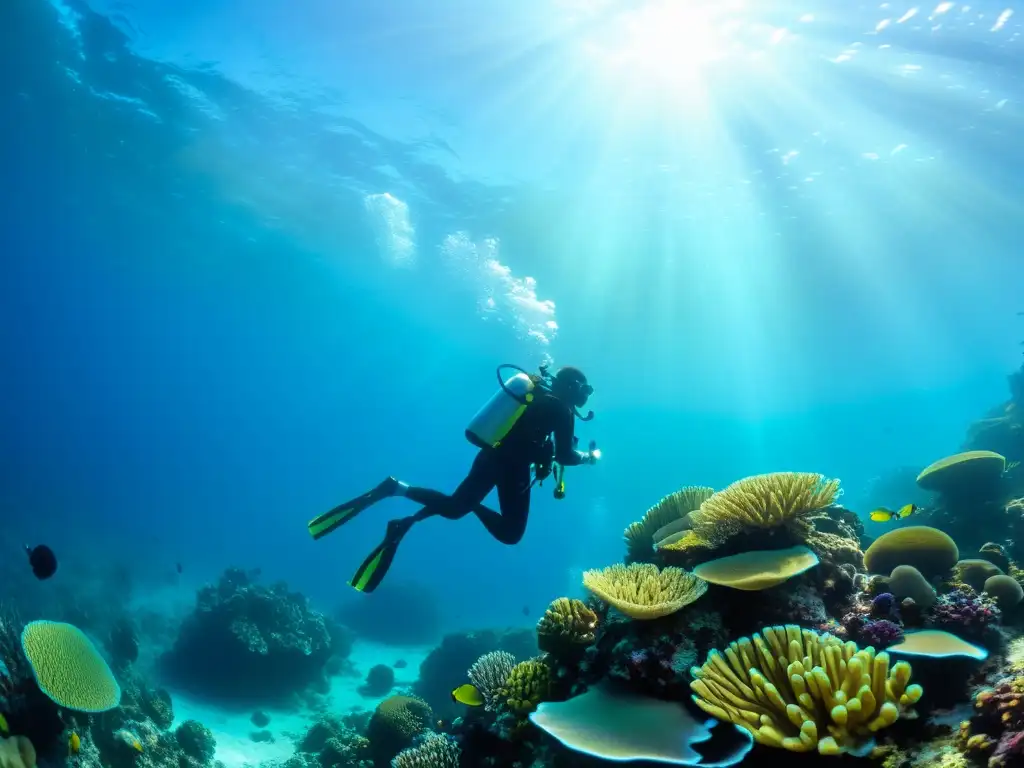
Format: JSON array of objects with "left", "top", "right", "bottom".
[{"left": 552, "top": 404, "right": 590, "bottom": 466}]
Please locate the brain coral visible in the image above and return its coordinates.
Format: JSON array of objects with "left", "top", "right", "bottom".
[
  {"left": 537, "top": 598, "right": 598, "bottom": 654},
  {"left": 21, "top": 621, "right": 121, "bottom": 712},
  {"left": 863, "top": 526, "right": 959, "bottom": 577},
  {"left": 582, "top": 563, "right": 707, "bottom": 620}
]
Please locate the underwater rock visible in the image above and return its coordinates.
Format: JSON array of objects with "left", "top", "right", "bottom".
[
  {"left": 161, "top": 568, "right": 333, "bottom": 703},
  {"left": 357, "top": 664, "right": 394, "bottom": 697},
  {"left": 251, "top": 711, "right": 270, "bottom": 728},
  {"left": 250, "top": 730, "right": 273, "bottom": 743}
]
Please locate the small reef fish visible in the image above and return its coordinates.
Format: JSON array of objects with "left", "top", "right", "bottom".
[
  {"left": 25, "top": 544, "right": 58, "bottom": 580},
  {"left": 69, "top": 732, "right": 81, "bottom": 756},
  {"left": 131, "top": 738, "right": 143, "bottom": 753},
  {"left": 869, "top": 503, "right": 918, "bottom": 523},
  {"left": 451, "top": 683, "right": 485, "bottom": 707}
]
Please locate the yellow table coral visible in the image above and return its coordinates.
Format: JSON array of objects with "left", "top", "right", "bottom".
[
  {"left": 690, "top": 625, "right": 922, "bottom": 755},
  {"left": 582, "top": 563, "right": 707, "bottom": 620}
]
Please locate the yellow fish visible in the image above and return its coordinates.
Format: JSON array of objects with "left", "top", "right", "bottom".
[
  {"left": 869, "top": 503, "right": 917, "bottom": 523},
  {"left": 131, "top": 739, "right": 143, "bottom": 753},
  {"left": 451, "top": 683, "right": 485, "bottom": 707},
  {"left": 69, "top": 732, "right": 81, "bottom": 756},
  {"left": 0, "top": 712, "right": 8, "bottom": 735}
]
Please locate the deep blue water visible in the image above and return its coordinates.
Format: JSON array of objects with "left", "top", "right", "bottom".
[{"left": 2, "top": 0, "right": 1023, "bottom": 632}]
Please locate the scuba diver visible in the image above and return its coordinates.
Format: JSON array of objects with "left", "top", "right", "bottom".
[{"left": 307, "top": 364, "right": 600, "bottom": 593}]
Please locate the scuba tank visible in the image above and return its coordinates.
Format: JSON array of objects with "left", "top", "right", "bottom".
[
  {"left": 465, "top": 365, "right": 539, "bottom": 449},
  {"left": 466, "top": 363, "right": 596, "bottom": 450}
]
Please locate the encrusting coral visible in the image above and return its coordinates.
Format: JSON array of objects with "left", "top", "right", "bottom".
[
  {"left": 689, "top": 624, "right": 923, "bottom": 755},
  {"left": 468, "top": 651, "right": 517, "bottom": 711},
  {"left": 661, "top": 472, "right": 841, "bottom": 555},
  {"left": 582, "top": 563, "right": 707, "bottom": 620},
  {"left": 623, "top": 486, "right": 714, "bottom": 563},
  {"left": 536, "top": 598, "right": 598, "bottom": 655}
]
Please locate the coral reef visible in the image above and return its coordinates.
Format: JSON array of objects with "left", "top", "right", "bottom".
[
  {"left": 498, "top": 660, "right": 549, "bottom": 715},
  {"left": 391, "top": 732, "right": 459, "bottom": 768},
  {"left": 413, "top": 628, "right": 536, "bottom": 720},
  {"left": 928, "top": 585, "right": 1002, "bottom": 643},
  {"left": 536, "top": 598, "right": 597, "bottom": 656},
  {"left": 690, "top": 624, "right": 923, "bottom": 754},
  {"left": 582, "top": 563, "right": 707, "bottom": 619},
  {"left": 865, "top": 526, "right": 960, "bottom": 577},
  {"left": 365, "top": 695, "right": 432, "bottom": 766},
  {"left": 666, "top": 472, "right": 841, "bottom": 554},
  {"left": 161, "top": 567, "right": 334, "bottom": 702},
  {"left": 467, "top": 652, "right": 517, "bottom": 711},
  {"left": 623, "top": 486, "right": 714, "bottom": 563}
]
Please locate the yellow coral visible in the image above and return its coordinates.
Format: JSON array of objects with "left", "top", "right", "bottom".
[
  {"left": 20, "top": 621, "right": 121, "bottom": 712},
  {"left": 500, "top": 660, "right": 550, "bottom": 715},
  {"left": 582, "top": 563, "right": 707, "bottom": 620},
  {"left": 537, "top": 598, "right": 598, "bottom": 654},
  {"left": 690, "top": 624, "right": 922, "bottom": 755},
  {"left": 624, "top": 486, "right": 714, "bottom": 562},
  {"left": 688, "top": 473, "right": 841, "bottom": 549}
]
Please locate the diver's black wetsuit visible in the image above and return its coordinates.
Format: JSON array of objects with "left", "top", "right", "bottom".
[{"left": 399, "top": 388, "right": 587, "bottom": 543}]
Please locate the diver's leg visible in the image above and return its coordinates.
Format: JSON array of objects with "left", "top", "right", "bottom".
[
  {"left": 402, "top": 451, "right": 500, "bottom": 521},
  {"left": 475, "top": 461, "right": 533, "bottom": 545},
  {"left": 308, "top": 477, "right": 405, "bottom": 540}
]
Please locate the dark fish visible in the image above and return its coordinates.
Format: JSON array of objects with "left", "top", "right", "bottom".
[
  {"left": 522, "top": 606, "right": 529, "bottom": 616},
  {"left": 393, "top": 659, "right": 408, "bottom": 669},
  {"left": 25, "top": 545, "right": 57, "bottom": 580},
  {"left": 176, "top": 562, "right": 182, "bottom": 574}
]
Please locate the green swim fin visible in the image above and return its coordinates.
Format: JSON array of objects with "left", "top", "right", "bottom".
[
  {"left": 349, "top": 518, "right": 413, "bottom": 594},
  {"left": 308, "top": 477, "right": 402, "bottom": 541}
]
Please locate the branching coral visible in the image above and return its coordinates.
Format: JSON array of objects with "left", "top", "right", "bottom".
[
  {"left": 665, "top": 473, "right": 841, "bottom": 553},
  {"left": 468, "top": 651, "right": 517, "bottom": 711},
  {"left": 499, "top": 660, "right": 550, "bottom": 715},
  {"left": 537, "top": 598, "right": 598, "bottom": 655},
  {"left": 623, "top": 486, "right": 714, "bottom": 563},
  {"left": 582, "top": 564, "right": 707, "bottom": 620},
  {"left": 391, "top": 732, "right": 460, "bottom": 768},
  {"left": 689, "top": 624, "right": 922, "bottom": 755}
]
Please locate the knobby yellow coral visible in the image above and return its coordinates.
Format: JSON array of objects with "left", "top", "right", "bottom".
[
  {"left": 685, "top": 473, "right": 841, "bottom": 551},
  {"left": 690, "top": 625, "right": 922, "bottom": 755},
  {"left": 537, "top": 598, "right": 598, "bottom": 654},
  {"left": 582, "top": 563, "right": 707, "bottom": 620},
  {"left": 500, "top": 660, "right": 550, "bottom": 715},
  {"left": 624, "top": 486, "right": 715, "bottom": 562}
]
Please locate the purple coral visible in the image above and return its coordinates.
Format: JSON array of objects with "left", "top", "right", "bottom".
[
  {"left": 857, "top": 619, "right": 903, "bottom": 649},
  {"left": 928, "top": 585, "right": 1001, "bottom": 640},
  {"left": 870, "top": 592, "right": 898, "bottom": 619}
]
